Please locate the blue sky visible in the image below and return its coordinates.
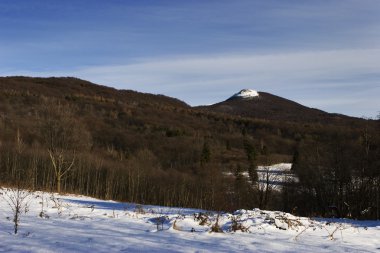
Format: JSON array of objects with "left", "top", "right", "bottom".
[{"left": 1, "top": 0, "right": 379, "bottom": 118}]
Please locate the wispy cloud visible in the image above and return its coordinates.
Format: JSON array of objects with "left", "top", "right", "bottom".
[{"left": 1, "top": 1, "right": 379, "bottom": 118}]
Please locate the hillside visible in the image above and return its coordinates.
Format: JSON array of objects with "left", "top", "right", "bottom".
[
  {"left": 0, "top": 76, "right": 189, "bottom": 108},
  {"left": 0, "top": 77, "right": 378, "bottom": 219},
  {"left": 197, "top": 89, "right": 360, "bottom": 124}
]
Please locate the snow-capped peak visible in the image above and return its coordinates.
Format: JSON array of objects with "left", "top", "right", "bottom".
[{"left": 232, "top": 89, "right": 259, "bottom": 99}]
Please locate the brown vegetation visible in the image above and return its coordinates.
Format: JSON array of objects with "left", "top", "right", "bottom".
[{"left": 0, "top": 76, "right": 378, "bottom": 218}]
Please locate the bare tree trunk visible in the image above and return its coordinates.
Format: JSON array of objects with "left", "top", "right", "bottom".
[
  {"left": 377, "top": 179, "right": 379, "bottom": 220},
  {"left": 57, "top": 176, "right": 61, "bottom": 194},
  {"left": 48, "top": 149, "right": 75, "bottom": 193}
]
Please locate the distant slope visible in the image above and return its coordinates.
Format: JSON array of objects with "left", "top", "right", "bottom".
[
  {"left": 0, "top": 76, "right": 189, "bottom": 109},
  {"left": 197, "top": 90, "right": 358, "bottom": 124}
]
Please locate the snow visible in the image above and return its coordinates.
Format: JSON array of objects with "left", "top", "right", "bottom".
[
  {"left": 255, "top": 163, "right": 299, "bottom": 186},
  {"left": 225, "top": 163, "right": 298, "bottom": 189},
  {"left": 1, "top": 188, "right": 379, "bottom": 253},
  {"left": 232, "top": 89, "right": 259, "bottom": 99}
]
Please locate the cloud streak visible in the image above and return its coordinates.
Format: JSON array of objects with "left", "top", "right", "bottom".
[{"left": 1, "top": 1, "right": 379, "bottom": 118}]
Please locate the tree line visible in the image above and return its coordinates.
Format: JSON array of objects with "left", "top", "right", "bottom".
[{"left": 288, "top": 128, "right": 380, "bottom": 219}]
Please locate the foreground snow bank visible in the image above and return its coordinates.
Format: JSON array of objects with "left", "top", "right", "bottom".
[{"left": 0, "top": 188, "right": 379, "bottom": 252}]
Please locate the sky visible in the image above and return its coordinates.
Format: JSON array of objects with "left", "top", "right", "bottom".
[{"left": 1, "top": 0, "right": 379, "bottom": 118}]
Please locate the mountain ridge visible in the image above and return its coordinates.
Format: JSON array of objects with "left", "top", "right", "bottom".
[
  {"left": 1, "top": 76, "right": 370, "bottom": 123},
  {"left": 2, "top": 76, "right": 373, "bottom": 127},
  {"left": 198, "top": 89, "right": 362, "bottom": 124}
]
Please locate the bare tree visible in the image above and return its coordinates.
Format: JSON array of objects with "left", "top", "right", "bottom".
[
  {"left": 41, "top": 102, "right": 91, "bottom": 193},
  {"left": 2, "top": 186, "right": 31, "bottom": 234},
  {"left": 0, "top": 131, "right": 32, "bottom": 234},
  {"left": 256, "top": 165, "right": 281, "bottom": 209},
  {"left": 48, "top": 149, "right": 76, "bottom": 193},
  {"left": 15, "top": 128, "right": 25, "bottom": 155}
]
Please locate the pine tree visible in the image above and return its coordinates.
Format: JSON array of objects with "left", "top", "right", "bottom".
[
  {"left": 244, "top": 140, "right": 258, "bottom": 184},
  {"left": 200, "top": 141, "right": 211, "bottom": 166}
]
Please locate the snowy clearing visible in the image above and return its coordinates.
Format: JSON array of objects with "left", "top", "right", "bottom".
[
  {"left": 0, "top": 188, "right": 379, "bottom": 253},
  {"left": 225, "top": 163, "right": 298, "bottom": 189}
]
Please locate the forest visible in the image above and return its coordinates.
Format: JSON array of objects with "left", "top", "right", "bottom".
[{"left": 0, "top": 77, "right": 379, "bottom": 219}]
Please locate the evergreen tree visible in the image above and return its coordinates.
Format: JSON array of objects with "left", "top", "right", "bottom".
[
  {"left": 200, "top": 141, "right": 211, "bottom": 166},
  {"left": 244, "top": 139, "right": 258, "bottom": 184}
]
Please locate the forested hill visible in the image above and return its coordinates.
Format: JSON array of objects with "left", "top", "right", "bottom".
[
  {"left": 197, "top": 90, "right": 362, "bottom": 124},
  {"left": 0, "top": 76, "right": 379, "bottom": 219},
  {"left": 0, "top": 76, "right": 189, "bottom": 108}
]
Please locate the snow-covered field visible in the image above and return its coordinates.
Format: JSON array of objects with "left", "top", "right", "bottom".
[{"left": 0, "top": 188, "right": 379, "bottom": 253}]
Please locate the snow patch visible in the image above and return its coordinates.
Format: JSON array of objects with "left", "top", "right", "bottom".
[
  {"left": 224, "top": 163, "right": 298, "bottom": 189},
  {"left": 232, "top": 89, "right": 259, "bottom": 99}
]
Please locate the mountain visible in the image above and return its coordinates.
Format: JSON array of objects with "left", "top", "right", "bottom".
[
  {"left": 198, "top": 89, "right": 356, "bottom": 124},
  {"left": 0, "top": 77, "right": 378, "bottom": 218}
]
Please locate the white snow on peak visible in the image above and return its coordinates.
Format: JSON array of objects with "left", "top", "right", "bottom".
[{"left": 232, "top": 89, "right": 259, "bottom": 99}]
